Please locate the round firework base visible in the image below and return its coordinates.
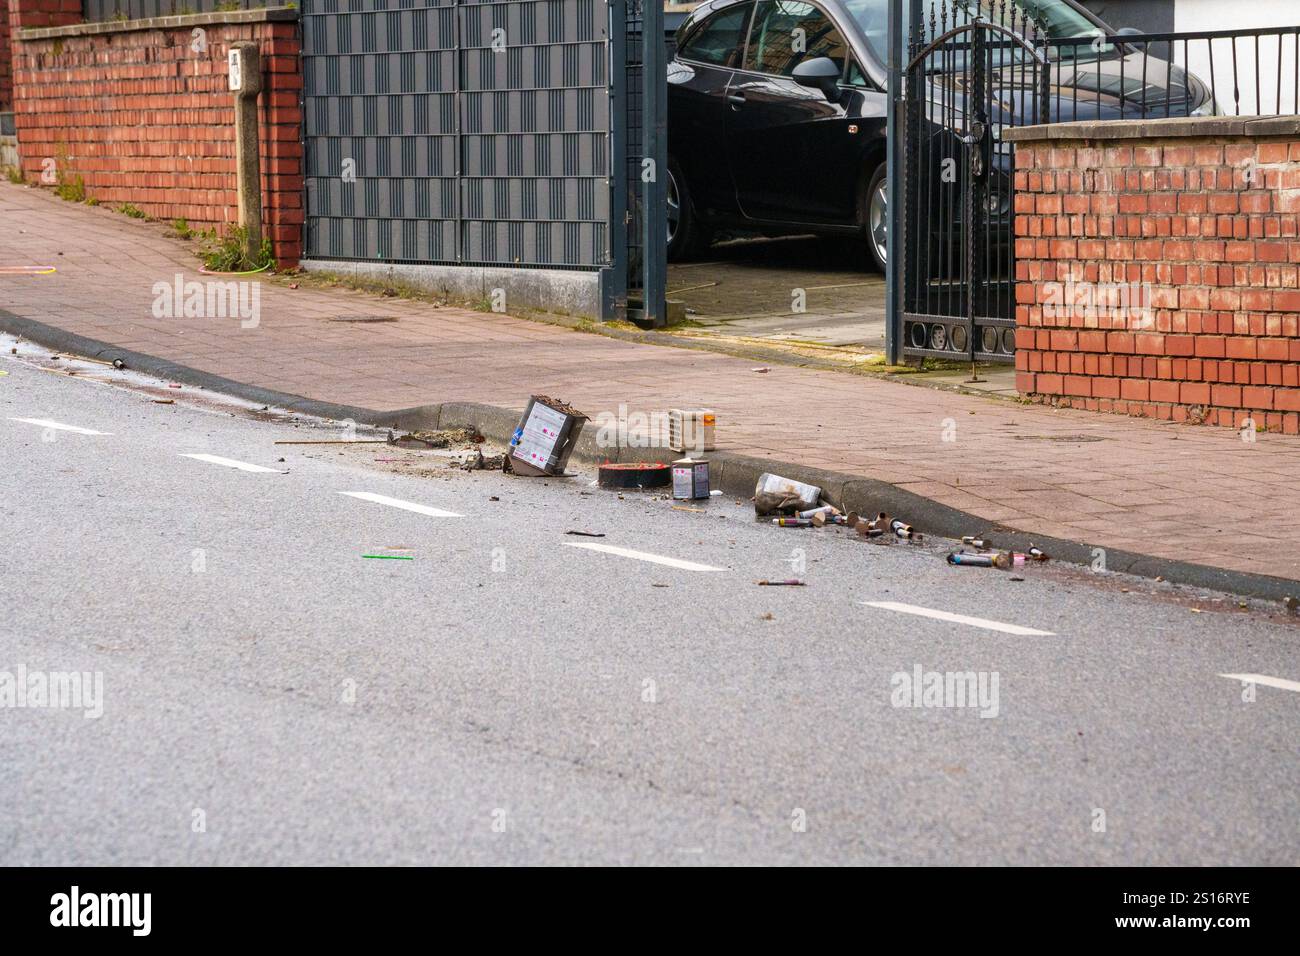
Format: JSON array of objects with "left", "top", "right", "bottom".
[{"left": 597, "top": 462, "right": 672, "bottom": 490}]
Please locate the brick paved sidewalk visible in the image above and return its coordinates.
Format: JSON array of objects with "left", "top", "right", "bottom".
[{"left": 4, "top": 182, "right": 1300, "bottom": 583}]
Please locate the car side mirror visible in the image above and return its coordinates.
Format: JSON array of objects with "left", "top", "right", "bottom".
[
  {"left": 1115, "top": 26, "right": 1145, "bottom": 50},
  {"left": 792, "top": 57, "right": 842, "bottom": 103}
]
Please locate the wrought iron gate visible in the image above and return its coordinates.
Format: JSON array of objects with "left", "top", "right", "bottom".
[{"left": 899, "top": 1, "right": 1047, "bottom": 365}]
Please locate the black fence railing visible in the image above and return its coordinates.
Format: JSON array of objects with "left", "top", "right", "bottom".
[
  {"left": 898, "top": 5, "right": 1300, "bottom": 366},
  {"left": 1043, "top": 27, "right": 1300, "bottom": 121},
  {"left": 81, "top": 0, "right": 263, "bottom": 22}
]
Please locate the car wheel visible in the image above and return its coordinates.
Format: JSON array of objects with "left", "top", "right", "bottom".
[
  {"left": 862, "top": 162, "right": 888, "bottom": 274},
  {"left": 667, "top": 158, "right": 713, "bottom": 262}
]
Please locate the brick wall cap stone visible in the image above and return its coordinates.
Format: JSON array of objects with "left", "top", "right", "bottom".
[
  {"left": 1003, "top": 115, "right": 1300, "bottom": 143},
  {"left": 20, "top": 6, "right": 299, "bottom": 41}
]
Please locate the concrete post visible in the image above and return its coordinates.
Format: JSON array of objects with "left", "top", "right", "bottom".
[{"left": 228, "top": 41, "right": 263, "bottom": 262}]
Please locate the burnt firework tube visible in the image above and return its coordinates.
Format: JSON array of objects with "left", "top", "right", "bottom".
[{"left": 948, "top": 551, "right": 995, "bottom": 567}]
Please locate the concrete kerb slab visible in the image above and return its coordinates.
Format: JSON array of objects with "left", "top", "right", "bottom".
[
  {"left": 431, "top": 401, "right": 519, "bottom": 445},
  {"left": 431, "top": 410, "right": 1300, "bottom": 600},
  {"left": 4, "top": 308, "right": 1299, "bottom": 602},
  {"left": 299, "top": 259, "right": 602, "bottom": 320}
]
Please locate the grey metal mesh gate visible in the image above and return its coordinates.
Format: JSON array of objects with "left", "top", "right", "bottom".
[{"left": 302, "top": 0, "right": 611, "bottom": 270}]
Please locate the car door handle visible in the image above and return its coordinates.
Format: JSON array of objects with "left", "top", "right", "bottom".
[{"left": 726, "top": 92, "right": 746, "bottom": 108}]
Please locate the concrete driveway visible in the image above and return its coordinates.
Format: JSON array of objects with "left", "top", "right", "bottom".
[{"left": 667, "top": 235, "right": 887, "bottom": 352}]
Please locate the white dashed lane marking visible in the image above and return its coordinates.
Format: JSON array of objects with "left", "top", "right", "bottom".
[
  {"left": 337, "top": 491, "right": 464, "bottom": 518},
  {"left": 565, "top": 542, "right": 726, "bottom": 572},
  {"left": 1219, "top": 673, "right": 1300, "bottom": 694},
  {"left": 861, "top": 601, "right": 1056, "bottom": 636},
  {"left": 180, "top": 453, "right": 281, "bottom": 474},
  {"left": 9, "top": 417, "right": 111, "bottom": 436}
]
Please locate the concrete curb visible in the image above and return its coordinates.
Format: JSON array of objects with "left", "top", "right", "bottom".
[{"left": 5, "top": 308, "right": 1298, "bottom": 601}]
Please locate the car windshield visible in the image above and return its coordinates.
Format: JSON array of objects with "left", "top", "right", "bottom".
[{"left": 843, "top": 0, "right": 1108, "bottom": 64}]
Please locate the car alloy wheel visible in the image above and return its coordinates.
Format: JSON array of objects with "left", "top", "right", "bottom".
[
  {"left": 869, "top": 175, "right": 888, "bottom": 267},
  {"left": 666, "top": 167, "right": 681, "bottom": 246}
]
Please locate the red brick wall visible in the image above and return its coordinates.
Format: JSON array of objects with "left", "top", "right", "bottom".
[
  {"left": 1013, "top": 133, "right": 1300, "bottom": 434},
  {"left": 9, "top": 6, "right": 303, "bottom": 264}
]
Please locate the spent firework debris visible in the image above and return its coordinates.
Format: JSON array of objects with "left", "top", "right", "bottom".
[
  {"left": 948, "top": 551, "right": 996, "bottom": 567},
  {"left": 597, "top": 461, "right": 671, "bottom": 489}
]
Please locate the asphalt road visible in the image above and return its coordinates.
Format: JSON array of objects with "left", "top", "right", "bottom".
[{"left": 1, "top": 344, "right": 1297, "bottom": 866}]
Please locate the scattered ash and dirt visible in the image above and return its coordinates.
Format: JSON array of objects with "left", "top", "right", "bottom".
[{"left": 389, "top": 427, "right": 484, "bottom": 449}]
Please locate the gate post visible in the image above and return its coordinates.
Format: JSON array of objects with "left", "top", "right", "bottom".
[
  {"left": 229, "top": 42, "right": 264, "bottom": 263},
  {"left": 641, "top": 0, "right": 667, "bottom": 328},
  {"left": 965, "top": 24, "right": 987, "bottom": 380},
  {"left": 884, "top": 0, "right": 904, "bottom": 365},
  {"left": 604, "top": 0, "right": 630, "bottom": 322}
]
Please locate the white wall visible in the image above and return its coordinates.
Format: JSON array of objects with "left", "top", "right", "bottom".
[{"left": 1175, "top": 0, "right": 1299, "bottom": 114}]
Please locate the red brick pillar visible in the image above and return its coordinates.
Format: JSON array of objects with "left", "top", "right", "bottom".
[
  {"left": 9, "top": 0, "right": 80, "bottom": 30},
  {"left": 7, "top": 1, "right": 80, "bottom": 177},
  {"left": 7, "top": 1, "right": 83, "bottom": 104},
  {"left": 8, "top": 1, "right": 83, "bottom": 117},
  {"left": 9, "top": 0, "right": 79, "bottom": 29},
  {"left": 0, "top": 1, "right": 14, "bottom": 114}
]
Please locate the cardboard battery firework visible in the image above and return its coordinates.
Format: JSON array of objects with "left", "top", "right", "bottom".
[
  {"left": 507, "top": 396, "right": 588, "bottom": 477},
  {"left": 669, "top": 408, "right": 716, "bottom": 453},
  {"left": 672, "top": 458, "right": 710, "bottom": 499},
  {"left": 597, "top": 461, "right": 671, "bottom": 489}
]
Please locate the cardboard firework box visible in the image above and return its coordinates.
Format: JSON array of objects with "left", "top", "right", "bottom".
[{"left": 507, "top": 396, "right": 589, "bottom": 477}]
